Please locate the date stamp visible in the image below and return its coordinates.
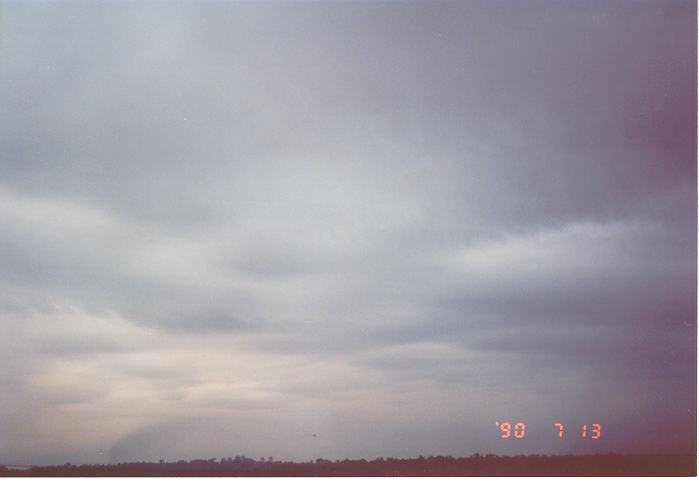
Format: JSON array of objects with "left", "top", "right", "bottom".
[{"left": 495, "top": 421, "right": 602, "bottom": 440}]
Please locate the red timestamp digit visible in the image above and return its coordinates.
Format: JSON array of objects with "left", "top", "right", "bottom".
[
  {"left": 554, "top": 422, "right": 564, "bottom": 438},
  {"left": 496, "top": 421, "right": 511, "bottom": 438}
]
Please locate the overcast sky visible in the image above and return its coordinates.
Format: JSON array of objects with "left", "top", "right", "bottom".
[{"left": 0, "top": 0, "right": 696, "bottom": 465}]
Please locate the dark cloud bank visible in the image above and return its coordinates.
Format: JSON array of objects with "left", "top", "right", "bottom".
[{"left": 0, "top": 0, "right": 695, "bottom": 465}]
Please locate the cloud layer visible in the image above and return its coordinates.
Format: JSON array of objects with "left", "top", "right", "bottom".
[{"left": 0, "top": 0, "right": 695, "bottom": 464}]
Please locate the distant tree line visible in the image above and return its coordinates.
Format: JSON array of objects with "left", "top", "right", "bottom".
[{"left": 1, "top": 453, "right": 695, "bottom": 477}]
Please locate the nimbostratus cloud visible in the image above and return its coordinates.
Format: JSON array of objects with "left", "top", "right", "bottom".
[{"left": 0, "top": 0, "right": 695, "bottom": 463}]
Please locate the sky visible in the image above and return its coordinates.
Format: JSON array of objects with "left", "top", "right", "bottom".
[{"left": 0, "top": 0, "right": 696, "bottom": 465}]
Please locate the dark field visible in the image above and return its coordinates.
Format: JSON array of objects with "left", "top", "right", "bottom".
[{"left": 2, "top": 454, "right": 695, "bottom": 477}]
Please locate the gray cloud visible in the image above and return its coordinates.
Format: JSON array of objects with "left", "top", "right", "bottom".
[{"left": 0, "top": 0, "right": 695, "bottom": 465}]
